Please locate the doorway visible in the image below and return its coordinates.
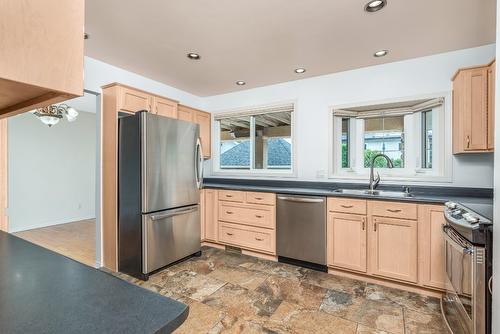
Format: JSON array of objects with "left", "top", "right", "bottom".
[{"left": 2, "top": 90, "right": 101, "bottom": 267}]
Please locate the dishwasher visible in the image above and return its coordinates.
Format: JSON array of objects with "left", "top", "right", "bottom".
[{"left": 276, "top": 194, "right": 327, "bottom": 271}]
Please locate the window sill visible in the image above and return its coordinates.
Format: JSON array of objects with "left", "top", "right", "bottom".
[{"left": 212, "top": 169, "right": 297, "bottom": 178}]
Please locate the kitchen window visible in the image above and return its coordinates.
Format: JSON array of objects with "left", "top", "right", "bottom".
[
  {"left": 214, "top": 103, "right": 295, "bottom": 175},
  {"left": 331, "top": 96, "right": 450, "bottom": 181}
]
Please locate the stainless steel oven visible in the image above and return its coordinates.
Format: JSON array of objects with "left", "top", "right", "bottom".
[{"left": 442, "top": 201, "right": 493, "bottom": 334}]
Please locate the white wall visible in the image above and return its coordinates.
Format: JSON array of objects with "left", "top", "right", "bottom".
[
  {"left": 84, "top": 57, "right": 204, "bottom": 109},
  {"left": 7, "top": 111, "right": 96, "bottom": 233},
  {"left": 491, "top": 2, "right": 500, "bottom": 331},
  {"left": 202, "top": 44, "right": 496, "bottom": 188}
]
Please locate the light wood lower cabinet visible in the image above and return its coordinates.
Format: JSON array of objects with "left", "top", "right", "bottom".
[
  {"left": 200, "top": 189, "right": 276, "bottom": 255},
  {"left": 219, "top": 222, "right": 275, "bottom": 254},
  {"left": 327, "top": 213, "right": 367, "bottom": 273},
  {"left": 368, "top": 216, "right": 418, "bottom": 283},
  {"left": 418, "top": 205, "right": 447, "bottom": 290},
  {"left": 201, "top": 189, "right": 218, "bottom": 242},
  {"left": 327, "top": 197, "right": 444, "bottom": 292}
]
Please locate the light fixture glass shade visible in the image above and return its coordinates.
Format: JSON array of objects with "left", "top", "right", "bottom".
[
  {"left": 39, "top": 115, "right": 60, "bottom": 127},
  {"left": 65, "top": 107, "right": 79, "bottom": 122}
]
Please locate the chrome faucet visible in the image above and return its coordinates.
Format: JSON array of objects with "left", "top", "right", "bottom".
[{"left": 368, "top": 153, "right": 394, "bottom": 192}]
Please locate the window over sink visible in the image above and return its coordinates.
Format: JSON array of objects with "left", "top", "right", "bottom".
[
  {"left": 214, "top": 102, "right": 295, "bottom": 175},
  {"left": 331, "top": 95, "right": 451, "bottom": 182}
]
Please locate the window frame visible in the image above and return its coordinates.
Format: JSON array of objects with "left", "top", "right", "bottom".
[
  {"left": 212, "top": 101, "right": 297, "bottom": 177},
  {"left": 329, "top": 93, "right": 452, "bottom": 183}
]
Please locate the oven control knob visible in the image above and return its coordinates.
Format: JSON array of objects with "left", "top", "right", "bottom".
[
  {"left": 463, "top": 213, "right": 479, "bottom": 224},
  {"left": 445, "top": 201, "right": 457, "bottom": 209}
]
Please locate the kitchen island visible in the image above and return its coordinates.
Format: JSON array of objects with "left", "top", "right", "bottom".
[{"left": 0, "top": 231, "right": 188, "bottom": 334}]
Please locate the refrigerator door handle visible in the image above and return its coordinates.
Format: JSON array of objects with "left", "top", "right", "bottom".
[
  {"left": 150, "top": 205, "right": 199, "bottom": 221},
  {"left": 195, "top": 138, "right": 204, "bottom": 189}
]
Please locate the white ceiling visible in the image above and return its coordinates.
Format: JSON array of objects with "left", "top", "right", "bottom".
[{"left": 85, "top": 0, "right": 496, "bottom": 97}]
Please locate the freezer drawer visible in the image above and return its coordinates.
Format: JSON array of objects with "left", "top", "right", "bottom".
[{"left": 142, "top": 205, "right": 201, "bottom": 274}]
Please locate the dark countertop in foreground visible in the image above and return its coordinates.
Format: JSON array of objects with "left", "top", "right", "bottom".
[
  {"left": 203, "top": 178, "right": 494, "bottom": 207},
  {"left": 0, "top": 231, "right": 188, "bottom": 334}
]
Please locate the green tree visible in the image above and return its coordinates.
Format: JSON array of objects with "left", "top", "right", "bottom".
[{"left": 364, "top": 149, "right": 402, "bottom": 168}]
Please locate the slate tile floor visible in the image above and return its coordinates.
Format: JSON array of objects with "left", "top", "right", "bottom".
[{"left": 114, "top": 247, "right": 448, "bottom": 334}]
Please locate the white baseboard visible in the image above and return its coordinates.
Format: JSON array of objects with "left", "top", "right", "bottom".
[{"left": 9, "top": 215, "right": 96, "bottom": 233}]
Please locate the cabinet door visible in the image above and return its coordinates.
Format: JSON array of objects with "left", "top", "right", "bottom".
[
  {"left": 153, "top": 96, "right": 177, "bottom": 118},
  {"left": 369, "top": 216, "right": 418, "bottom": 283},
  {"left": 177, "top": 105, "right": 194, "bottom": 122},
  {"left": 418, "top": 205, "right": 446, "bottom": 290},
  {"left": 464, "top": 68, "right": 488, "bottom": 151},
  {"left": 327, "top": 213, "right": 367, "bottom": 273},
  {"left": 118, "top": 87, "right": 152, "bottom": 113},
  {"left": 194, "top": 110, "right": 211, "bottom": 159},
  {"left": 203, "top": 189, "right": 218, "bottom": 242},
  {"left": 488, "top": 61, "right": 495, "bottom": 151}
]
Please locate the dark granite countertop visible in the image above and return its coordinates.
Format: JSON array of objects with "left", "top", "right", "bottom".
[
  {"left": 203, "top": 178, "right": 494, "bottom": 207},
  {"left": 0, "top": 231, "right": 188, "bottom": 334}
]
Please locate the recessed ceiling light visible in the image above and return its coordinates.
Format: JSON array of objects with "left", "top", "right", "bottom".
[
  {"left": 294, "top": 68, "right": 306, "bottom": 74},
  {"left": 236, "top": 81, "right": 246, "bottom": 86},
  {"left": 187, "top": 52, "right": 201, "bottom": 60},
  {"left": 374, "top": 50, "right": 388, "bottom": 57},
  {"left": 364, "top": 0, "right": 387, "bottom": 12}
]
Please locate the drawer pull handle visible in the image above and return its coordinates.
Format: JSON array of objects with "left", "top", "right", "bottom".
[
  {"left": 255, "top": 197, "right": 263, "bottom": 200},
  {"left": 225, "top": 195, "right": 233, "bottom": 198},
  {"left": 362, "top": 217, "right": 366, "bottom": 230},
  {"left": 374, "top": 222, "right": 377, "bottom": 232},
  {"left": 255, "top": 215, "right": 263, "bottom": 218},
  {"left": 387, "top": 209, "right": 402, "bottom": 213},
  {"left": 341, "top": 205, "right": 353, "bottom": 208},
  {"left": 226, "top": 211, "right": 234, "bottom": 214},
  {"left": 255, "top": 237, "right": 264, "bottom": 241},
  {"left": 226, "top": 232, "right": 234, "bottom": 236}
]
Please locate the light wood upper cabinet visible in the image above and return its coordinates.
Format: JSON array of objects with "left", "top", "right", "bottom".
[
  {"left": 488, "top": 61, "right": 495, "bottom": 150},
  {"left": 179, "top": 104, "right": 212, "bottom": 159},
  {"left": 0, "top": 0, "right": 84, "bottom": 118},
  {"left": 177, "top": 105, "right": 195, "bottom": 122},
  {"left": 117, "top": 86, "right": 152, "bottom": 113},
  {"left": 327, "top": 213, "right": 367, "bottom": 273},
  {"left": 452, "top": 60, "right": 495, "bottom": 153},
  {"left": 418, "top": 205, "right": 447, "bottom": 290},
  {"left": 153, "top": 96, "right": 178, "bottom": 118},
  {"left": 368, "top": 216, "right": 418, "bottom": 283},
  {"left": 201, "top": 189, "right": 218, "bottom": 242},
  {"left": 194, "top": 111, "right": 212, "bottom": 159}
]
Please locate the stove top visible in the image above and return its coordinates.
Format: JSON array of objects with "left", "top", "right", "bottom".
[{"left": 444, "top": 201, "right": 492, "bottom": 245}]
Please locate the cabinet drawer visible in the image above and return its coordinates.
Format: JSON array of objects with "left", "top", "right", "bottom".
[
  {"left": 219, "top": 203, "right": 274, "bottom": 229},
  {"left": 218, "top": 190, "right": 245, "bottom": 203},
  {"left": 328, "top": 198, "right": 366, "bottom": 215},
  {"left": 219, "top": 222, "right": 275, "bottom": 254},
  {"left": 246, "top": 192, "right": 275, "bottom": 206},
  {"left": 369, "top": 200, "right": 417, "bottom": 220}
]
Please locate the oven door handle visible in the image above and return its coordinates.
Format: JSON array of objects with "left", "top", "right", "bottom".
[{"left": 442, "top": 225, "right": 474, "bottom": 254}]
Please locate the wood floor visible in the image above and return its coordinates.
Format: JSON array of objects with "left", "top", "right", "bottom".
[{"left": 14, "top": 219, "right": 96, "bottom": 267}]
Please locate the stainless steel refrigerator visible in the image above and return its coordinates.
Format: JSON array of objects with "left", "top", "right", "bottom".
[{"left": 118, "top": 111, "right": 203, "bottom": 280}]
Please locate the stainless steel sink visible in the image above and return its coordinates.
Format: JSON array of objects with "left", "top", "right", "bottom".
[{"left": 332, "top": 189, "right": 414, "bottom": 198}]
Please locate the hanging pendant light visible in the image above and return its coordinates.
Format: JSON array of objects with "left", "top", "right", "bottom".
[{"left": 32, "top": 104, "right": 79, "bottom": 127}]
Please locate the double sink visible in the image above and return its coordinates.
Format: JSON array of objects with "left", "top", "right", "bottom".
[{"left": 332, "top": 188, "right": 414, "bottom": 198}]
